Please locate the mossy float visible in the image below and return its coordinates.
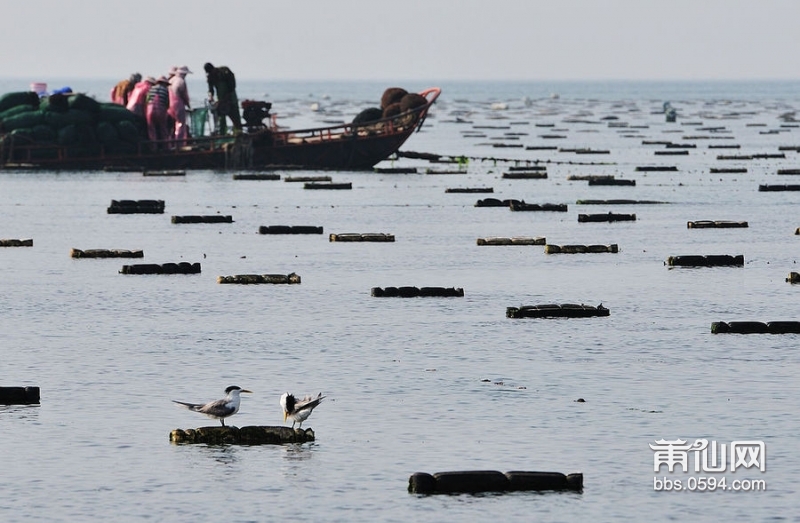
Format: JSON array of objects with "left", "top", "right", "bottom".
[
  {"left": 120, "top": 262, "right": 200, "bottom": 274},
  {"left": 0, "top": 238, "right": 32, "bottom": 247},
  {"left": 107, "top": 199, "right": 164, "bottom": 214},
  {"left": 687, "top": 220, "right": 748, "bottom": 228},
  {"left": 476, "top": 236, "right": 545, "bottom": 246},
  {"left": 545, "top": 244, "right": 618, "bottom": 254},
  {"left": 711, "top": 321, "right": 800, "bottom": 334},
  {"left": 217, "top": 273, "right": 301, "bottom": 284},
  {"left": 509, "top": 201, "right": 567, "bottom": 212},
  {"left": 666, "top": 255, "right": 743, "bottom": 267},
  {"left": 507, "top": 304, "right": 609, "bottom": 318},
  {"left": 329, "top": 233, "right": 394, "bottom": 242},
  {"left": 170, "top": 426, "right": 314, "bottom": 445},
  {"left": 409, "top": 470, "right": 583, "bottom": 494},
  {"left": 71, "top": 248, "right": 143, "bottom": 258},
  {"left": 371, "top": 286, "right": 464, "bottom": 297}
]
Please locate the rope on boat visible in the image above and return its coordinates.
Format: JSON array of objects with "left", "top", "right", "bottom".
[{"left": 225, "top": 134, "right": 254, "bottom": 169}]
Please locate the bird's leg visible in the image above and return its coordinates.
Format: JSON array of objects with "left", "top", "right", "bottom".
[{"left": 220, "top": 419, "right": 226, "bottom": 427}]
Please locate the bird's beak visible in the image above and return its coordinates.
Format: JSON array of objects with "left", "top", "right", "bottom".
[
  {"left": 241, "top": 389, "right": 253, "bottom": 394},
  {"left": 283, "top": 412, "right": 288, "bottom": 422}
]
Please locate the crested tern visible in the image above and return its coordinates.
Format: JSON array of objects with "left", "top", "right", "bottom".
[
  {"left": 280, "top": 392, "right": 325, "bottom": 428},
  {"left": 173, "top": 385, "right": 252, "bottom": 426}
]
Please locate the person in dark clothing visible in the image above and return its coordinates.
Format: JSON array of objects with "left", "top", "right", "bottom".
[{"left": 204, "top": 62, "right": 242, "bottom": 134}]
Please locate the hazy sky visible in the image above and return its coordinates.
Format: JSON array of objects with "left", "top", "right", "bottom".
[{"left": 1, "top": 0, "right": 797, "bottom": 81}]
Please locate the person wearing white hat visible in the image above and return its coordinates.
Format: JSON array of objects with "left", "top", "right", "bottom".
[{"left": 168, "top": 66, "right": 192, "bottom": 145}]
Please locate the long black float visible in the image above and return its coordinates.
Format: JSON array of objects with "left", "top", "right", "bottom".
[
  {"left": 0, "top": 386, "right": 40, "bottom": 405},
  {"left": 107, "top": 199, "right": 165, "bottom": 214},
  {"left": 666, "top": 255, "right": 744, "bottom": 267},
  {"left": 409, "top": 470, "right": 583, "bottom": 494},
  {"left": 545, "top": 244, "right": 618, "bottom": 254},
  {"left": 371, "top": 287, "right": 464, "bottom": 297},
  {"left": 0, "top": 238, "right": 33, "bottom": 247},
  {"left": 217, "top": 273, "right": 301, "bottom": 284},
  {"left": 71, "top": 248, "right": 143, "bottom": 258},
  {"left": 120, "top": 262, "right": 201, "bottom": 274},
  {"left": 687, "top": 220, "right": 748, "bottom": 228},
  {"left": 172, "top": 215, "right": 233, "bottom": 224},
  {"left": 329, "top": 233, "right": 394, "bottom": 242},
  {"left": 170, "top": 426, "right": 314, "bottom": 445},
  {"left": 711, "top": 321, "right": 800, "bottom": 334},
  {"left": 578, "top": 213, "right": 635, "bottom": 223},
  {"left": 259, "top": 225, "right": 323, "bottom": 234},
  {"left": 507, "top": 304, "right": 609, "bottom": 318},
  {"left": 509, "top": 201, "right": 568, "bottom": 212}
]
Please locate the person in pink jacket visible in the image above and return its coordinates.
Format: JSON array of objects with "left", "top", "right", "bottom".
[
  {"left": 145, "top": 76, "right": 170, "bottom": 150},
  {"left": 126, "top": 76, "right": 156, "bottom": 118},
  {"left": 168, "top": 66, "right": 192, "bottom": 145}
]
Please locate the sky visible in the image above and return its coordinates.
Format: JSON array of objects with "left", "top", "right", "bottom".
[{"left": 0, "top": 0, "right": 798, "bottom": 82}]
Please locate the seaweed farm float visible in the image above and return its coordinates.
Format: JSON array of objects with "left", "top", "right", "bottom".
[{"left": 0, "top": 87, "right": 440, "bottom": 171}]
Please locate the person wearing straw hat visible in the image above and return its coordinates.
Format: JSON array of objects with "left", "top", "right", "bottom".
[
  {"left": 204, "top": 62, "right": 242, "bottom": 135},
  {"left": 169, "top": 66, "right": 192, "bottom": 145}
]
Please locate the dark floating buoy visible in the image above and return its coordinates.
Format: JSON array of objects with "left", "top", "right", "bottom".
[
  {"left": 329, "top": 233, "right": 394, "bottom": 242},
  {"left": 509, "top": 201, "right": 568, "bottom": 212},
  {"left": 687, "top": 220, "right": 748, "bottom": 229},
  {"left": 786, "top": 271, "right": 800, "bottom": 283},
  {"left": 304, "top": 182, "right": 352, "bottom": 190},
  {"left": 588, "top": 178, "right": 635, "bottom": 186},
  {"left": 545, "top": 244, "right": 618, "bottom": 254},
  {"left": 284, "top": 175, "right": 332, "bottom": 183},
  {"left": 232, "top": 173, "right": 280, "bottom": 180},
  {"left": 445, "top": 187, "right": 494, "bottom": 193},
  {"left": 759, "top": 184, "right": 800, "bottom": 192},
  {"left": 711, "top": 321, "right": 800, "bottom": 334},
  {"left": 666, "top": 255, "right": 744, "bottom": 267},
  {"left": 634, "top": 166, "right": 677, "bottom": 172},
  {"left": 409, "top": 470, "right": 583, "bottom": 494},
  {"left": 476, "top": 236, "right": 546, "bottom": 246},
  {"left": 170, "top": 426, "right": 314, "bottom": 445},
  {"left": 120, "top": 262, "right": 201, "bottom": 274},
  {"left": 0, "top": 238, "right": 33, "bottom": 247},
  {"left": 578, "top": 213, "right": 636, "bottom": 223},
  {"left": 710, "top": 167, "right": 747, "bottom": 173},
  {"left": 502, "top": 171, "right": 547, "bottom": 179},
  {"left": 371, "top": 286, "right": 464, "bottom": 298},
  {"left": 171, "top": 215, "right": 233, "bottom": 224},
  {"left": 258, "top": 225, "right": 323, "bottom": 234},
  {"left": 507, "top": 303, "right": 609, "bottom": 318},
  {"left": 0, "top": 386, "right": 40, "bottom": 405},
  {"left": 71, "top": 248, "right": 144, "bottom": 258},
  {"left": 217, "top": 273, "right": 301, "bottom": 284},
  {"left": 143, "top": 170, "right": 185, "bottom": 177},
  {"left": 107, "top": 199, "right": 165, "bottom": 214}
]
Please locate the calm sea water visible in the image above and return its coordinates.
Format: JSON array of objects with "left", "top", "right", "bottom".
[{"left": 1, "top": 79, "right": 799, "bottom": 522}]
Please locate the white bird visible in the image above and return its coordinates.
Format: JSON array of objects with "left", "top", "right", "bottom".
[
  {"left": 173, "top": 385, "right": 252, "bottom": 426},
  {"left": 280, "top": 392, "right": 324, "bottom": 428}
]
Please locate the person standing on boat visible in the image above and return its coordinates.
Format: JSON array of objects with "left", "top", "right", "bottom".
[
  {"left": 126, "top": 76, "right": 155, "bottom": 118},
  {"left": 110, "top": 73, "right": 141, "bottom": 105},
  {"left": 146, "top": 76, "right": 171, "bottom": 149},
  {"left": 204, "top": 62, "right": 242, "bottom": 134},
  {"left": 168, "top": 66, "right": 192, "bottom": 145}
]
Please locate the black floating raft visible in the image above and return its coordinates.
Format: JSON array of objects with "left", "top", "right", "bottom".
[
  {"left": 588, "top": 178, "right": 635, "bottom": 186},
  {"left": 171, "top": 215, "right": 233, "bottom": 224},
  {"left": 477, "top": 236, "right": 545, "bottom": 246},
  {"left": 0, "top": 238, "right": 33, "bottom": 247},
  {"left": 545, "top": 244, "right": 618, "bottom": 254},
  {"left": 120, "top": 262, "right": 201, "bottom": 274},
  {"left": 329, "top": 233, "right": 394, "bottom": 242},
  {"left": 509, "top": 201, "right": 568, "bottom": 212},
  {"left": 217, "top": 273, "right": 301, "bottom": 284},
  {"left": 304, "top": 182, "right": 352, "bottom": 190},
  {"left": 0, "top": 386, "right": 40, "bottom": 405},
  {"left": 666, "top": 255, "right": 743, "bottom": 267},
  {"left": 259, "top": 225, "right": 323, "bottom": 234},
  {"left": 507, "top": 303, "right": 610, "bottom": 318},
  {"left": 759, "top": 184, "right": 800, "bottom": 192},
  {"left": 687, "top": 220, "right": 748, "bottom": 228},
  {"left": 777, "top": 168, "right": 800, "bottom": 175},
  {"left": 374, "top": 167, "right": 417, "bottom": 174},
  {"left": 475, "top": 198, "right": 522, "bottom": 207},
  {"left": 232, "top": 173, "right": 280, "bottom": 180},
  {"left": 284, "top": 175, "right": 332, "bottom": 182},
  {"left": 170, "top": 426, "right": 314, "bottom": 445},
  {"left": 371, "top": 286, "right": 464, "bottom": 298},
  {"left": 409, "top": 470, "right": 583, "bottom": 494},
  {"left": 445, "top": 187, "right": 494, "bottom": 193},
  {"left": 71, "top": 248, "right": 143, "bottom": 258},
  {"left": 711, "top": 321, "right": 800, "bottom": 334},
  {"left": 710, "top": 167, "right": 747, "bottom": 173},
  {"left": 502, "top": 171, "right": 547, "bottom": 179},
  {"left": 578, "top": 213, "right": 636, "bottom": 223},
  {"left": 107, "top": 199, "right": 165, "bottom": 214},
  {"left": 634, "top": 166, "right": 678, "bottom": 172}
]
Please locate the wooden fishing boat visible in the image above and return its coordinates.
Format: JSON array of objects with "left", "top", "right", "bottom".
[{"left": 0, "top": 87, "right": 440, "bottom": 171}]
